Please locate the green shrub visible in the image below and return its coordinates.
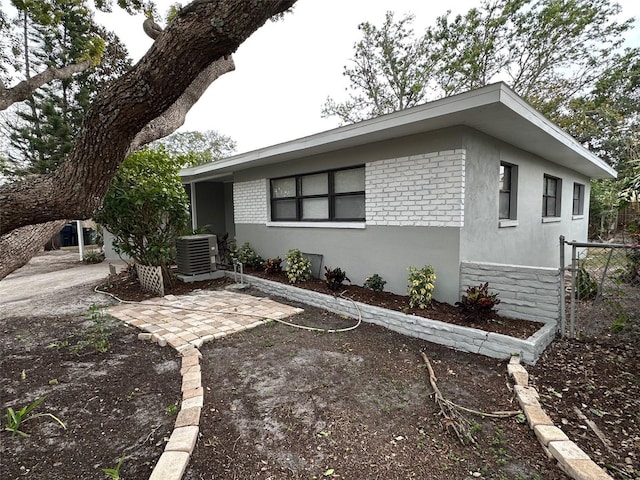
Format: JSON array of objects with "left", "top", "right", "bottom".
[
  {"left": 264, "top": 257, "right": 283, "bottom": 275},
  {"left": 363, "top": 273, "right": 386, "bottom": 292},
  {"left": 324, "top": 266, "right": 350, "bottom": 291},
  {"left": 407, "top": 265, "right": 436, "bottom": 309},
  {"left": 456, "top": 282, "right": 501, "bottom": 321},
  {"left": 83, "top": 249, "right": 104, "bottom": 264},
  {"left": 577, "top": 264, "right": 598, "bottom": 299},
  {"left": 285, "top": 249, "right": 312, "bottom": 284},
  {"left": 94, "top": 147, "right": 189, "bottom": 284},
  {"left": 232, "top": 242, "right": 264, "bottom": 270}
]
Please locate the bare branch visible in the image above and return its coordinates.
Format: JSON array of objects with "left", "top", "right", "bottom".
[
  {"left": 0, "top": 60, "right": 92, "bottom": 111},
  {"left": 143, "top": 17, "right": 164, "bottom": 40}
]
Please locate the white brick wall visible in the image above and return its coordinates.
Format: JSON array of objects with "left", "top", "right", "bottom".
[
  {"left": 460, "top": 262, "right": 561, "bottom": 324},
  {"left": 234, "top": 179, "right": 267, "bottom": 224},
  {"left": 366, "top": 150, "right": 465, "bottom": 227}
]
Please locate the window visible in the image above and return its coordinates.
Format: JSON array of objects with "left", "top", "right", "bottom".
[
  {"left": 499, "top": 162, "right": 517, "bottom": 220},
  {"left": 573, "top": 183, "right": 585, "bottom": 216},
  {"left": 542, "top": 174, "right": 562, "bottom": 217},
  {"left": 270, "top": 166, "right": 365, "bottom": 222}
]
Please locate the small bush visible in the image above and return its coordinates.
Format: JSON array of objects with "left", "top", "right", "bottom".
[
  {"left": 363, "top": 273, "right": 386, "bottom": 292},
  {"left": 285, "top": 249, "right": 312, "bottom": 284},
  {"left": 456, "top": 282, "right": 501, "bottom": 321},
  {"left": 83, "top": 249, "right": 104, "bottom": 264},
  {"left": 620, "top": 245, "right": 640, "bottom": 284},
  {"left": 232, "top": 242, "right": 264, "bottom": 270},
  {"left": 264, "top": 257, "right": 283, "bottom": 275},
  {"left": 407, "top": 265, "right": 436, "bottom": 309},
  {"left": 324, "top": 266, "right": 350, "bottom": 291},
  {"left": 577, "top": 264, "right": 598, "bottom": 299}
]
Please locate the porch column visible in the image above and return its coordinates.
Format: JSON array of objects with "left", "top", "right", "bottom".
[
  {"left": 76, "top": 220, "right": 84, "bottom": 261},
  {"left": 190, "top": 182, "right": 198, "bottom": 231}
]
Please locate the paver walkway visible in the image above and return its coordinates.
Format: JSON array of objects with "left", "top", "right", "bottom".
[
  {"left": 109, "top": 288, "right": 304, "bottom": 350},
  {"left": 108, "top": 288, "right": 304, "bottom": 480}
]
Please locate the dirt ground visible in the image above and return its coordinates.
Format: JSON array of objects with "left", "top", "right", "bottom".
[{"left": 1, "top": 251, "right": 638, "bottom": 479}]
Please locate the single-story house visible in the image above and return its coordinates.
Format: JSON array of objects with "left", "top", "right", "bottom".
[{"left": 180, "top": 82, "right": 616, "bottom": 323}]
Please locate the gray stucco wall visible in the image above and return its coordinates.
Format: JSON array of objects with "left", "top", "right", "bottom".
[
  {"left": 192, "top": 125, "right": 595, "bottom": 309},
  {"left": 236, "top": 224, "right": 461, "bottom": 304},
  {"left": 234, "top": 128, "right": 465, "bottom": 182},
  {"left": 231, "top": 129, "right": 466, "bottom": 304},
  {"left": 459, "top": 130, "right": 591, "bottom": 269}
]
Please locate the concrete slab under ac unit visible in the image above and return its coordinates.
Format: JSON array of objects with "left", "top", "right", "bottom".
[{"left": 176, "top": 270, "right": 226, "bottom": 283}]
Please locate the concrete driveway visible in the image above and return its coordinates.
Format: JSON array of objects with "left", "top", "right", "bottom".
[{"left": 0, "top": 250, "right": 126, "bottom": 317}]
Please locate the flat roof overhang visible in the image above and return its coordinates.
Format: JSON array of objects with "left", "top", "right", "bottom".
[{"left": 181, "top": 82, "right": 616, "bottom": 183}]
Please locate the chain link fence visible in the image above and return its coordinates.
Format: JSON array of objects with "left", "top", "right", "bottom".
[{"left": 561, "top": 237, "right": 640, "bottom": 339}]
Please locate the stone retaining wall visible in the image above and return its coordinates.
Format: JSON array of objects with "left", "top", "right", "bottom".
[
  {"left": 242, "top": 274, "right": 556, "bottom": 364},
  {"left": 460, "top": 261, "right": 561, "bottom": 324}
]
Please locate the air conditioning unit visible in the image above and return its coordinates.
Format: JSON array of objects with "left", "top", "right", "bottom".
[{"left": 176, "top": 234, "right": 218, "bottom": 276}]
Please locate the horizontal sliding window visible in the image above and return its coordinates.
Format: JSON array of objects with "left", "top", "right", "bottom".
[{"left": 270, "top": 166, "right": 365, "bottom": 222}]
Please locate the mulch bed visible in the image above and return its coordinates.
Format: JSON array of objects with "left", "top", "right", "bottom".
[{"left": 99, "top": 266, "right": 543, "bottom": 339}]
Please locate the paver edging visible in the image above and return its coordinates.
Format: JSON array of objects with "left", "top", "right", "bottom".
[
  {"left": 112, "top": 291, "right": 302, "bottom": 480},
  {"left": 507, "top": 356, "right": 614, "bottom": 480}
]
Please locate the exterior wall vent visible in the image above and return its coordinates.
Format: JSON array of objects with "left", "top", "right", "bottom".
[{"left": 176, "top": 234, "right": 218, "bottom": 275}]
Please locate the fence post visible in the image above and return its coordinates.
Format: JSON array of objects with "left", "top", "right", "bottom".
[
  {"left": 570, "top": 242, "right": 577, "bottom": 338},
  {"left": 559, "top": 235, "right": 566, "bottom": 337}
]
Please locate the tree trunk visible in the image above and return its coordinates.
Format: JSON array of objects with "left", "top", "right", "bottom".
[
  {"left": 0, "top": 0, "right": 296, "bottom": 280},
  {"left": 0, "top": 221, "right": 67, "bottom": 278}
]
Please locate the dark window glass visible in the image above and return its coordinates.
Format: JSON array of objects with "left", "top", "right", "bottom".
[
  {"left": 543, "top": 175, "right": 562, "bottom": 217},
  {"left": 270, "top": 166, "right": 365, "bottom": 221}
]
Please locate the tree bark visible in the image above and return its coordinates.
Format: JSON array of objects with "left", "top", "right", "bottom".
[
  {"left": 129, "top": 56, "right": 236, "bottom": 153},
  {"left": 0, "top": 221, "right": 67, "bottom": 278},
  {"left": 0, "top": 0, "right": 296, "bottom": 279}
]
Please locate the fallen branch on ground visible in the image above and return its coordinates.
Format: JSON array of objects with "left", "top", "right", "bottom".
[{"left": 420, "top": 351, "right": 522, "bottom": 445}]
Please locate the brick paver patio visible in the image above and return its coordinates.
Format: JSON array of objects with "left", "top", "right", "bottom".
[{"left": 109, "top": 289, "right": 303, "bottom": 351}]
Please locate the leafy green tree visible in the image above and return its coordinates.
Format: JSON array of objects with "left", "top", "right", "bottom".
[
  {"left": 322, "top": 11, "right": 434, "bottom": 123},
  {"left": 94, "top": 147, "right": 190, "bottom": 280},
  {"left": 5, "top": 0, "right": 131, "bottom": 174},
  {"left": 153, "top": 129, "right": 236, "bottom": 167},
  {"left": 324, "top": 0, "right": 635, "bottom": 126},
  {"left": 426, "top": 0, "right": 632, "bottom": 114}
]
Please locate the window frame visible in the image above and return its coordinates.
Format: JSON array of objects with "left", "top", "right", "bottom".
[
  {"left": 270, "top": 166, "right": 365, "bottom": 222},
  {"left": 542, "top": 174, "right": 562, "bottom": 218},
  {"left": 572, "top": 182, "right": 585, "bottom": 216},
  {"left": 499, "top": 162, "right": 518, "bottom": 222}
]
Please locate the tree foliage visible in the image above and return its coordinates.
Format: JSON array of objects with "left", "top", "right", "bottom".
[
  {"left": 322, "top": 12, "right": 434, "bottom": 124},
  {"left": 324, "top": 0, "right": 637, "bottom": 129},
  {"left": 4, "top": 0, "right": 131, "bottom": 175},
  {"left": 152, "top": 129, "right": 236, "bottom": 167},
  {"left": 93, "top": 147, "right": 189, "bottom": 271},
  {"left": 323, "top": 0, "right": 639, "bottom": 238}
]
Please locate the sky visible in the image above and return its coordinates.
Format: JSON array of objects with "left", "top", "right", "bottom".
[{"left": 94, "top": 0, "right": 640, "bottom": 155}]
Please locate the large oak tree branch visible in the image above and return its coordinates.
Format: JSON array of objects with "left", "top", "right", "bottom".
[
  {"left": 0, "top": 221, "right": 67, "bottom": 278},
  {"left": 0, "top": 60, "right": 92, "bottom": 111},
  {"left": 0, "top": 0, "right": 297, "bottom": 237},
  {"left": 129, "top": 55, "right": 236, "bottom": 152}
]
